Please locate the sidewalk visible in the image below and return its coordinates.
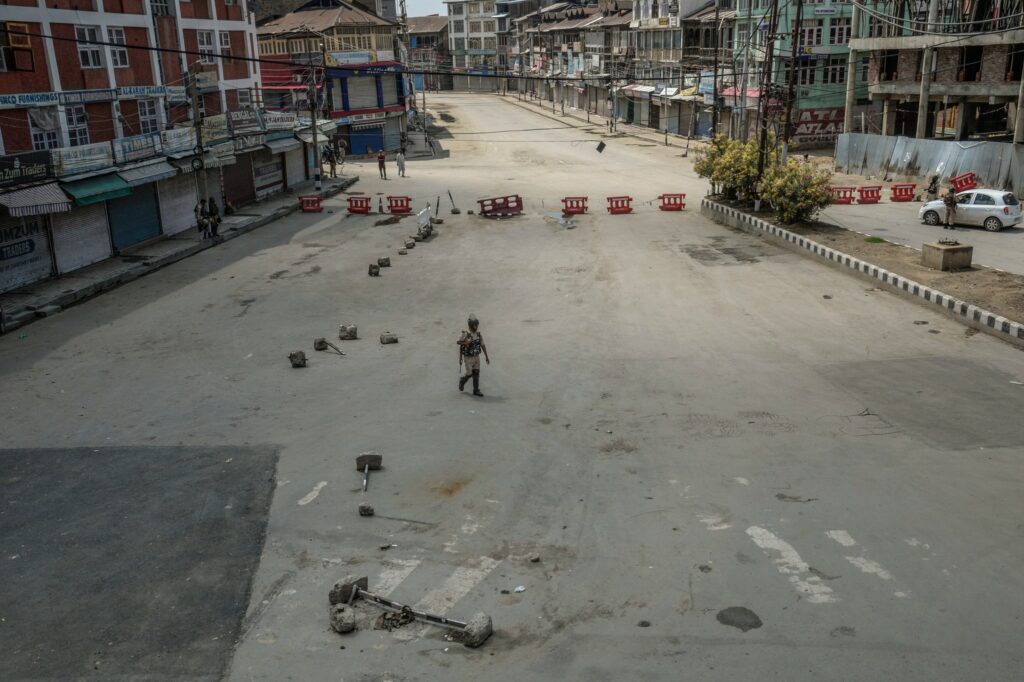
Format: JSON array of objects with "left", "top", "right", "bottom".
[
  {"left": 0, "top": 175, "right": 359, "bottom": 334},
  {"left": 499, "top": 93, "right": 710, "bottom": 153}
]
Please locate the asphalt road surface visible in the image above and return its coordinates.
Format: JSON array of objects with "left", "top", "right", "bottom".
[{"left": 1, "top": 94, "right": 1023, "bottom": 681}]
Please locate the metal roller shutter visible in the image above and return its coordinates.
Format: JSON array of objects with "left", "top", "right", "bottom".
[
  {"left": 285, "top": 147, "right": 306, "bottom": 188},
  {"left": 347, "top": 76, "right": 378, "bottom": 110},
  {"left": 51, "top": 203, "right": 111, "bottom": 274},
  {"left": 223, "top": 152, "right": 256, "bottom": 208},
  {"left": 349, "top": 126, "right": 384, "bottom": 157},
  {"left": 157, "top": 173, "right": 199, "bottom": 236},
  {"left": 252, "top": 150, "right": 284, "bottom": 200},
  {"left": 0, "top": 213, "right": 54, "bottom": 292},
  {"left": 383, "top": 118, "right": 402, "bottom": 151},
  {"left": 108, "top": 184, "right": 162, "bottom": 251},
  {"left": 381, "top": 75, "right": 399, "bottom": 106}
]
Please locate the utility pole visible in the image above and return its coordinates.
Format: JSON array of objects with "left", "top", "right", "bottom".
[
  {"left": 188, "top": 65, "right": 209, "bottom": 204},
  {"left": 739, "top": 10, "right": 752, "bottom": 142},
  {"left": 843, "top": 1, "right": 861, "bottom": 134},
  {"left": 782, "top": 0, "right": 803, "bottom": 160},
  {"left": 916, "top": 0, "right": 940, "bottom": 138},
  {"left": 756, "top": 0, "right": 780, "bottom": 178},
  {"left": 309, "top": 54, "right": 322, "bottom": 195},
  {"left": 711, "top": 0, "right": 721, "bottom": 137}
]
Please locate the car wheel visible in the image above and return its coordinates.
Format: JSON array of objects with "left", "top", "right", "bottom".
[
  {"left": 923, "top": 210, "right": 940, "bottom": 225},
  {"left": 984, "top": 216, "right": 1003, "bottom": 232}
]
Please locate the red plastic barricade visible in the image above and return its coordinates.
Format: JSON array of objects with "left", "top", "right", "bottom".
[
  {"left": 857, "top": 186, "right": 882, "bottom": 204},
  {"left": 387, "top": 196, "right": 413, "bottom": 214},
  {"left": 477, "top": 195, "right": 523, "bottom": 217},
  {"left": 830, "top": 186, "right": 855, "bottom": 205},
  {"left": 950, "top": 171, "right": 977, "bottom": 193},
  {"left": 347, "top": 196, "right": 371, "bottom": 214},
  {"left": 606, "top": 196, "right": 633, "bottom": 214},
  {"left": 299, "top": 195, "right": 322, "bottom": 212},
  {"left": 658, "top": 193, "right": 687, "bottom": 211},
  {"left": 890, "top": 183, "right": 916, "bottom": 202},
  {"left": 561, "top": 196, "right": 588, "bottom": 215}
]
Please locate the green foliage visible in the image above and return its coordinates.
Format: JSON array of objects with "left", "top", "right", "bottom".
[
  {"left": 694, "top": 135, "right": 776, "bottom": 201},
  {"left": 761, "top": 159, "right": 834, "bottom": 224},
  {"left": 864, "top": 236, "right": 887, "bottom": 243}
]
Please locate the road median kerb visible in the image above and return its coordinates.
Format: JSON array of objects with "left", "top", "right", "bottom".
[{"left": 701, "top": 198, "right": 1024, "bottom": 349}]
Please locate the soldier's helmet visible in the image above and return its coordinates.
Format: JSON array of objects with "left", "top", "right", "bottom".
[{"left": 467, "top": 314, "right": 479, "bottom": 329}]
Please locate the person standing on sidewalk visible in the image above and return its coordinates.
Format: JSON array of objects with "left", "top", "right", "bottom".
[
  {"left": 195, "top": 199, "right": 210, "bottom": 239},
  {"left": 396, "top": 149, "right": 406, "bottom": 178},
  {"left": 457, "top": 314, "right": 489, "bottom": 397},
  {"left": 207, "top": 197, "right": 221, "bottom": 238},
  {"left": 943, "top": 188, "right": 958, "bottom": 229},
  {"left": 377, "top": 149, "right": 387, "bottom": 179}
]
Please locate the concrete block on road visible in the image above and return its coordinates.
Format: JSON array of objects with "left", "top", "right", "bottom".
[
  {"left": 404, "top": 240, "right": 416, "bottom": 249},
  {"left": 355, "top": 451, "right": 382, "bottom": 470},
  {"left": 368, "top": 263, "right": 380, "bottom": 276},
  {"left": 328, "top": 603, "right": 357, "bottom": 634},
  {"left": 463, "top": 612, "right": 493, "bottom": 648},
  {"left": 379, "top": 332, "right": 398, "bottom": 344},
  {"left": 378, "top": 256, "right": 391, "bottom": 267},
  {"left": 329, "top": 575, "right": 368, "bottom": 605},
  {"left": 338, "top": 324, "right": 358, "bottom": 340}
]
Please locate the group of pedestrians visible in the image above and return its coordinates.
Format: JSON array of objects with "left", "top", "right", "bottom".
[
  {"left": 375, "top": 148, "right": 406, "bottom": 180},
  {"left": 194, "top": 198, "right": 222, "bottom": 239}
]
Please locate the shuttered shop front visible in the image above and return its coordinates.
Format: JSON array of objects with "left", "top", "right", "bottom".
[
  {"left": 349, "top": 124, "right": 384, "bottom": 157},
  {"left": 51, "top": 203, "right": 111, "bottom": 275},
  {"left": 252, "top": 150, "right": 284, "bottom": 199},
  {"left": 108, "top": 184, "right": 162, "bottom": 251},
  {"left": 285, "top": 146, "right": 305, "bottom": 187},
  {"left": 0, "top": 214, "right": 54, "bottom": 292},
  {"left": 158, "top": 173, "right": 199, "bottom": 235},
  {"left": 223, "top": 153, "right": 256, "bottom": 207},
  {"left": 347, "top": 76, "right": 378, "bottom": 110}
]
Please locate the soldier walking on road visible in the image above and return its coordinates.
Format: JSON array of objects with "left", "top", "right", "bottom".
[
  {"left": 377, "top": 149, "right": 388, "bottom": 179},
  {"left": 943, "top": 188, "right": 958, "bottom": 229},
  {"left": 458, "top": 314, "right": 489, "bottom": 397}
]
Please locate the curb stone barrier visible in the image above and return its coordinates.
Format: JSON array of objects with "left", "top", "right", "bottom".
[{"left": 700, "top": 198, "right": 1024, "bottom": 349}]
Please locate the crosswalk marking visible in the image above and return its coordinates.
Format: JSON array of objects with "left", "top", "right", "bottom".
[
  {"left": 747, "top": 526, "right": 837, "bottom": 603},
  {"left": 415, "top": 557, "right": 500, "bottom": 614},
  {"left": 374, "top": 559, "right": 421, "bottom": 597}
]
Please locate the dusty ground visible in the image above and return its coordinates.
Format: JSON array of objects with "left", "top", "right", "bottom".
[{"left": 2, "top": 94, "right": 1023, "bottom": 682}]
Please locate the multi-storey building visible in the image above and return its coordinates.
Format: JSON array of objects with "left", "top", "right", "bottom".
[
  {"left": 256, "top": 0, "right": 406, "bottom": 155},
  {"left": 849, "top": 1, "right": 1023, "bottom": 141},
  {"left": 445, "top": 0, "right": 501, "bottom": 90},
  {"left": 408, "top": 15, "right": 452, "bottom": 91},
  {"left": 0, "top": 0, "right": 301, "bottom": 297}
]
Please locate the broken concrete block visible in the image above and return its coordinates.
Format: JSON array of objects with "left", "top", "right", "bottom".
[
  {"left": 313, "top": 337, "right": 329, "bottom": 351},
  {"left": 329, "top": 575, "right": 368, "bottom": 605},
  {"left": 288, "top": 351, "right": 307, "bottom": 368},
  {"left": 463, "top": 612, "right": 493, "bottom": 648},
  {"left": 431, "top": 217, "right": 444, "bottom": 225},
  {"left": 358, "top": 503, "right": 375, "bottom": 517},
  {"left": 379, "top": 332, "right": 398, "bottom": 344},
  {"left": 338, "top": 324, "right": 358, "bottom": 341},
  {"left": 398, "top": 249, "right": 408, "bottom": 255},
  {"left": 378, "top": 256, "right": 391, "bottom": 267},
  {"left": 411, "top": 233, "right": 423, "bottom": 242},
  {"left": 528, "top": 553, "right": 541, "bottom": 563},
  {"left": 451, "top": 207, "right": 461, "bottom": 215},
  {"left": 467, "top": 209, "right": 475, "bottom": 215},
  {"left": 329, "top": 603, "right": 356, "bottom": 634},
  {"left": 368, "top": 263, "right": 380, "bottom": 276},
  {"left": 356, "top": 451, "right": 383, "bottom": 471},
  {"left": 404, "top": 240, "right": 415, "bottom": 249}
]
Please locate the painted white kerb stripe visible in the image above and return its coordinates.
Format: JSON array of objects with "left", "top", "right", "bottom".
[
  {"left": 416, "top": 557, "right": 501, "bottom": 614},
  {"left": 826, "top": 530, "right": 856, "bottom": 547},
  {"left": 375, "top": 559, "right": 422, "bottom": 597},
  {"left": 297, "top": 481, "right": 327, "bottom": 506},
  {"left": 746, "top": 526, "right": 837, "bottom": 604}
]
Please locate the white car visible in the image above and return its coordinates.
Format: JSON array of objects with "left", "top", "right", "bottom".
[{"left": 919, "top": 189, "right": 1022, "bottom": 232}]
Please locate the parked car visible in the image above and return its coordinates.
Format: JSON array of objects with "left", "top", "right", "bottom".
[{"left": 919, "top": 189, "right": 1022, "bottom": 232}]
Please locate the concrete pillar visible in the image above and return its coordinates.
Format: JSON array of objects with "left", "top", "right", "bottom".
[
  {"left": 1015, "top": 76, "right": 1024, "bottom": 143},
  {"left": 844, "top": 2, "right": 861, "bottom": 134},
  {"left": 956, "top": 99, "right": 968, "bottom": 140},
  {"left": 916, "top": 0, "right": 940, "bottom": 138},
  {"left": 881, "top": 98, "right": 891, "bottom": 136}
]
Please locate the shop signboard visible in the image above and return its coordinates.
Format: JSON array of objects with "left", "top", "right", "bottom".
[
  {"left": 0, "top": 151, "right": 53, "bottom": 188},
  {"left": 54, "top": 141, "right": 114, "bottom": 176}
]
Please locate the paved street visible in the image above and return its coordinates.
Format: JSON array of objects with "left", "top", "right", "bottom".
[{"left": 2, "top": 93, "right": 1024, "bottom": 681}]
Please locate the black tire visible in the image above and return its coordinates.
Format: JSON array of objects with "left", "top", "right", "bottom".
[
  {"left": 984, "top": 216, "right": 1003, "bottom": 232},
  {"left": 923, "top": 210, "right": 940, "bottom": 226}
]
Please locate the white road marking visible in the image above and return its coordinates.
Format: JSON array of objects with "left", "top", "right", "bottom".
[
  {"left": 375, "top": 559, "right": 422, "bottom": 597},
  {"left": 416, "top": 557, "right": 501, "bottom": 613},
  {"left": 826, "top": 530, "right": 857, "bottom": 547},
  {"left": 699, "top": 514, "right": 732, "bottom": 531},
  {"left": 845, "top": 556, "right": 894, "bottom": 580},
  {"left": 746, "top": 526, "right": 837, "bottom": 603},
  {"left": 894, "top": 591, "right": 910, "bottom": 598},
  {"left": 734, "top": 477, "right": 750, "bottom": 486},
  {"left": 297, "top": 481, "right": 327, "bottom": 506},
  {"left": 904, "top": 538, "right": 930, "bottom": 549}
]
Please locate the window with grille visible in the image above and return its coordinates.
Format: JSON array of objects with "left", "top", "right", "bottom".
[
  {"left": 219, "top": 32, "right": 231, "bottom": 57},
  {"left": 65, "top": 106, "right": 90, "bottom": 147},
  {"left": 829, "top": 18, "right": 850, "bottom": 45},
  {"left": 138, "top": 99, "right": 159, "bottom": 134},
  {"left": 822, "top": 56, "right": 846, "bottom": 84},
  {"left": 198, "top": 31, "right": 215, "bottom": 64},
  {"left": 797, "top": 61, "right": 816, "bottom": 85},
  {"left": 450, "top": 3, "right": 464, "bottom": 15},
  {"left": 237, "top": 89, "right": 252, "bottom": 107},
  {"left": 799, "top": 20, "right": 823, "bottom": 48},
  {"left": 150, "top": 0, "right": 170, "bottom": 16},
  {"left": 482, "top": 21, "right": 495, "bottom": 33},
  {"left": 76, "top": 26, "right": 103, "bottom": 68},
  {"left": 30, "top": 110, "right": 59, "bottom": 150},
  {"left": 452, "top": 20, "right": 465, "bottom": 33},
  {"left": 108, "top": 27, "right": 129, "bottom": 68},
  {"left": 470, "top": 21, "right": 482, "bottom": 33}
]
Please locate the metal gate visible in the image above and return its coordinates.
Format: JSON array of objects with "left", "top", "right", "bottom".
[
  {"left": 285, "top": 147, "right": 305, "bottom": 187},
  {"left": 108, "top": 184, "right": 161, "bottom": 251},
  {"left": 223, "top": 152, "right": 255, "bottom": 208},
  {"left": 0, "top": 213, "right": 54, "bottom": 292},
  {"left": 51, "top": 203, "right": 111, "bottom": 274},
  {"left": 348, "top": 76, "right": 378, "bottom": 110},
  {"left": 382, "top": 74, "right": 399, "bottom": 105},
  {"left": 349, "top": 125, "right": 384, "bottom": 156},
  {"left": 157, "top": 173, "right": 198, "bottom": 236}
]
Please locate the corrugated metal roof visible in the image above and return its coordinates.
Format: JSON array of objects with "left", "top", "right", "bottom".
[
  {"left": 258, "top": 2, "right": 395, "bottom": 35},
  {"left": 407, "top": 15, "right": 449, "bottom": 34}
]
